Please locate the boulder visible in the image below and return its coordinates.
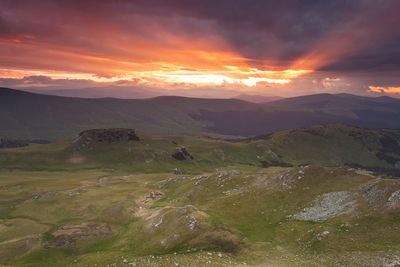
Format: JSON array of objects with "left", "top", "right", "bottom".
[
  {"left": 173, "top": 168, "right": 183, "bottom": 175},
  {"left": 172, "top": 147, "right": 193, "bottom": 160}
]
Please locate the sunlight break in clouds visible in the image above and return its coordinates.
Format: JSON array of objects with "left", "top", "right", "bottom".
[
  {"left": 1, "top": 0, "right": 400, "bottom": 97},
  {"left": 368, "top": 86, "right": 400, "bottom": 95},
  {"left": 0, "top": 67, "right": 311, "bottom": 89}
]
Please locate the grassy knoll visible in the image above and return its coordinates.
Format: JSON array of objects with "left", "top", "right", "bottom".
[{"left": 0, "top": 125, "right": 400, "bottom": 266}]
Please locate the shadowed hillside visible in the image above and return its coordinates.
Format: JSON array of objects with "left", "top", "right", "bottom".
[
  {"left": 1, "top": 88, "right": 400, "bottom": 140},
  {"left": 248, "top": 124, "right": 400, "bottom": 174}
]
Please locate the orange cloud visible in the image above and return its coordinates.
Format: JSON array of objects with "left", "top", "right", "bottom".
[
  {"left": 368, "top": 86, "right": 400, "bottom": 94},
  {"left": 0, "top": 32, "right": 311, "bottom": 87},
  {"left": 4, "top": 1, "right": 398, "bottom": 95},
  {"left": 0, "top": 1, "right": 317, "bottom": 90}
]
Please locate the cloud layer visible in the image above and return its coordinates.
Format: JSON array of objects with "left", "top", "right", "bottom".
[{"left": 1, "top": 0, "right": 400, "bottom": 97}]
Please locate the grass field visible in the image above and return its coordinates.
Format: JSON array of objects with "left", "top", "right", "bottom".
[
  {"left": 1, "top": 166, "right": 400, "bottom": 266},
  {"left": 1, "top": 126, "right": 400, "bottom": 266}
]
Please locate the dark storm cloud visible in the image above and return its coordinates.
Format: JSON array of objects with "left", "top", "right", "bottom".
[
  {"left": 2, "top": 0, "right": 400, "bottom": 71},
  {"left": 190, "top": 1, "right": 361, "bottom": 60},
  {"left": 191, "top": 0, "right": 400, "bottom": 71},
  {"left": 320, "top": 36, "right": 400, "bottom": 72}
]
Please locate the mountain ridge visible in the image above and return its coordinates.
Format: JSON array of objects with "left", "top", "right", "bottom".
[{"left": 1, "top": 87, "right": 400, "bottom": 140}]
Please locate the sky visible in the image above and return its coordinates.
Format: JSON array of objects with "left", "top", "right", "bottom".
[{"left": 1, "top": 0, "right": 400, "bottom": 98}]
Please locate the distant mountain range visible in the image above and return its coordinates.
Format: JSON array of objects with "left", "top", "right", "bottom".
[
  {"left": 1, "top": 87, "right": 400, "bottom": 140},
  {"left": 23, "top": 87, "right": 281, "bottom": 101},
  {"left": 22, "top": 87, "right": 159, "bottom": 99},
  {"left": 233, "top": 94, "right": 283, "bottom": 103}
]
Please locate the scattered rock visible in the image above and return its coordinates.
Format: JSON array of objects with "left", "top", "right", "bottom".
[
  {"left": 383, "top": 260, "right": 400, "bottom": 267},
  {"left": 188, "top": 215, "right": 198, "bottom": 230},
  {"left": 231, "top": 169, "right": 241, "bottom": 175},
  {"left": 360, "top": 179, "right": 391, "bottom": 209},
  {"left": 387, "top": 190, "right": 400, "bottom": 210},
  {"left": 144, "top": 205, "right": 204, "bottom": 233},
  {"left": 149, "top": 191, "right": 163, "bottom": 200},
  {"left": 217, "top": 170, "right": 241, "bottom": 178},
  {"left": 289, "top": 191, "right": 358, "bottom": 222},
  {"left": 222, "top": 189, "right": 239, "bottom": 195},
  {"left": 316, "top": 230, "right": 330, "bottom": 240},
  {"left": 138, "top": 205, "right": 208, "bottom": 250},
  {"left": 134, "top": 191, "right": 164, "bottom": 216},
  {"left": 253, "top": 169, "right": 302, "bottom": 191},
  {"left": 32, "top": 191, "right": 53, "bottom": 199}
]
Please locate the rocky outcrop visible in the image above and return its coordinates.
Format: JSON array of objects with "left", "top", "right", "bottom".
[
  {"left": 72, "top": 128, "right": 140, "bottom": 151},
  {"left": 76, "top": 128, "right": 139, "bottom": 144},
  {"left": 173, "top": 168, "right": 183, "bottom": 175},
  {"left": 360, "top": 179, "right": 390, "bottom": 209},
  {"left": 387, "top": 190, "right": 400, "bottom": 210},
  {"left": 74, "top": 128, "right": 140, "bottom": 148},
  {"left": 172, "top": 146, "right": 193, "bottom": 160},
  {"left": 44, "top": 223, "right": 113, "bottom": 248}
]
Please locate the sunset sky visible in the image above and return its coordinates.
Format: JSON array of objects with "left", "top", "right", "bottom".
[{"left": 1, "top": 0, "right": 400, "bottom": 98}]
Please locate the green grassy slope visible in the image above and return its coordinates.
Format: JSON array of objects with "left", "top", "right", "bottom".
[
  {"left": 0, "top": 130, "right": 264, "bottom": 173},
  {"left": 1, "top": 166, "right": 399, "bottom": 266},
  {"left": 1, "top": 125, "right": 399, "bottom": 175},
  {"left": 251, "top": 124, "right": 400, "bottom": 172},
  {"left": 0, "top": 126, "right": 400, "bottom": 266}
]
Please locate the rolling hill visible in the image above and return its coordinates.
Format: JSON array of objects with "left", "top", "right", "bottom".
[
  {"left": 0, "top": 125, "right": 399, "bottom": 175},
  {"left": 1, "top": 87, "right": 400, "bottom": 140},
  {"left": 1, "top": 125, "right": 400, "bottom": 266},
  {"left": 249, "top": 124, "right": 400, "bottom": 173},
  {"left": 233, "top": 94, "right": 283, "bottom": 103}
]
